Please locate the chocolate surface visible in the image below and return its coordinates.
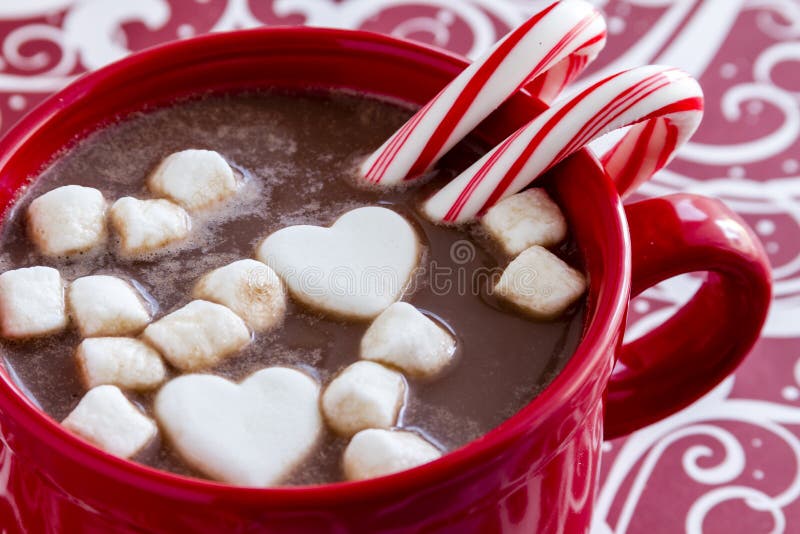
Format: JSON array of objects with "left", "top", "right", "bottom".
[{"left": 0, "top": 91, "right": 585, "bottom": 484}]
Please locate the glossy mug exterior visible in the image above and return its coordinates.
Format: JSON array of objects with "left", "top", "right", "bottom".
[{"left": 0, "top": 29, "right": 771, "bottom": 533}]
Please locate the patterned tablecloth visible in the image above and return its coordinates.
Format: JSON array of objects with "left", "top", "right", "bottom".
[{"left": 0, "top": 1, "right": 798, "bottom": 532}]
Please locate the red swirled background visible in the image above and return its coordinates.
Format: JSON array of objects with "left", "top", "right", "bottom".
[{"left": 0, "top": 1, "right": 798, "bottom": 532}]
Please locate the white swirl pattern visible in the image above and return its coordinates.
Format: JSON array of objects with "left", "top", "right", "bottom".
[{"left": 0, "top": 1, "right": 798, "bottom": 532}]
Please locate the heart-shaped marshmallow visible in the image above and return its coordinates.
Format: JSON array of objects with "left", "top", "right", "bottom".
[
  {"left": 257, "top": 207, "right": 419, "bottom": 320},
  {"left": 154, "top": 367, "right": 321, "bottom": 487}
]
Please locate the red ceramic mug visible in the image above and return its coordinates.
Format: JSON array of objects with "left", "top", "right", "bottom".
[{"left": 0, "top": 28, "right": 771, "bottom": 533}]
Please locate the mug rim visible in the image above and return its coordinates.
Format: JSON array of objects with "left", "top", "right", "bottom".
[{"left": 0, "top": 27, "right": 630, "bottom": 504}]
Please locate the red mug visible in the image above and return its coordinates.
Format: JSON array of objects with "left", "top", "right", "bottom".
[{"left": 0, "top": 28, "right": 771, "bottom": 533}]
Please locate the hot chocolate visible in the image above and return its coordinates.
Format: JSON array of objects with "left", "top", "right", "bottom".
[{"left": 0, "top": 90, "right": 585, "bottom": 484}]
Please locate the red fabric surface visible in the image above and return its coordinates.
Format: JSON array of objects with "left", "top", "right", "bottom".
[{"left": 0, "top": 1, "right": 797, "bottom": 532}]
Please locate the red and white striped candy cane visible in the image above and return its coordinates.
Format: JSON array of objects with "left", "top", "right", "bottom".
[
  {"left": 359, "top": 0, "right": 606, "bottom": 186},
  {"left": 422, "top": 65, "right": 704, "bottom": 224}
]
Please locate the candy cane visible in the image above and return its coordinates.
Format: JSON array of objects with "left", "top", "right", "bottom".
[
  {"left": 359, "top": 0, "right": 607, "bottom": 186},
  {"left": 421, "top": 65, "right": 704, "bottom": 224}
]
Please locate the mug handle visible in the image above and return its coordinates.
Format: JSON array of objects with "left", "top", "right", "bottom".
[{"left": 603, "top": 193, "right": 772, "bottom": 439}]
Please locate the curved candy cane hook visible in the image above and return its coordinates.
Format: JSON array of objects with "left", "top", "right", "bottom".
[
  {"left": 359, "top": 0, "right": 607, "bottom": 186},
  {"left": 422, "top": 65, "right": 704, "bottom": 224}
]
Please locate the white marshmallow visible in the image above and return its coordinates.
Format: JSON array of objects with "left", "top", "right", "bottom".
[
  {"left": 481, "top": 188, "right": 567, "bottom": 256},
  {"left": 192, "top": 259, "right": 286, "bottom": 333},
  {"left": 62, "top": 385, "right": 157, "bottom": 458},
  {"left": 322, "top": 361, "right": 405, "bottom": 437},
  {"left": 148, "top": 149, "right": 239, "bottom": 211},
  {"left": 68, "top": 275, "right": 151, "bottom": 337},
  {"left": 257, "top": 206, "right": 419, "bottom": 320},
  {"left": 143, "top": 300, "right": 250, "bottom": 371},
  {"left": 27, "top": 185, "right": 107, "bottom": 257},
  {"left": 76, "top": 337, "right": 166, "bottom": 390},
  {"left": 109, "top": 197, "right": 190, "bottom": 257},
  {"left": 0, "top": 266, "right": 67, "bottom": 339},
  {"left": 494, "top": 245, "right": 586, "bottom": 319},
  {"left": 343, "top": 429, "right": 441, "bottom": 481},
  {"left": 361, "top": 302, "right": 456, "bottom": 379},
  {"left": 155, "top": 367, "right": 321, "bottom": 487}
]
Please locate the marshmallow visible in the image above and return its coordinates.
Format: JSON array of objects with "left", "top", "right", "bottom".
[
  {"left": 494, "top": 245, "right": 586, "bottom": 319},
  {"left": 76, "top": 337, "right": 166, "bottom": 390},
  {"left": 109, "top": 197, "right": 191, "bottom": 257},
  {"left": 257, "top": 207, "right": 419, "bottom": 320},
  {"left": 27, "top": 185, "right": 107, "bottom": 257},
  {"left": 62, "top": 385, "right": 157, "bottom": 458},
  {"left": 192, "top": 259, "right": 286, "bottom": 333},
  {"left": 143, "top": 300, "right": 250, "bottom": 371},
  {"left": 0, "top": 266, "right": 67, "bottom": 339},
  {"left": 155, "top": 367, "right": 321, "bottom": 487},
  {"left": 481, "top": 188, "right": 567, "bottom": 256},
  {"left": 68, "top": 275, "right": 151, "bottom": 337},
  {"left": 322, "top": 361, "right": 406, "bottom": 437},
  {"left": 361, "top": 302, "right": 456, "bottom": 379},
  {"left": 148, "top": 149, "right": 239, "bottom": 211},
  {"left": 343, "top": 429, "right": 442, "bottom": 481}
]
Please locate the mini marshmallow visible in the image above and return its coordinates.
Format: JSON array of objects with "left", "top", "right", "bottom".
[
  {"left": 62, "top": 385, "right": 157, "bottom": 458},
  {"left": 109, "top": 197, "right": 190, "bottom": 257},
  {"left": 481, "top": 188, "right": 567, "bottom": 256},
  {"left": 155, "top": 367, "right": 321, "bottom": 487},
  {"left": 27, "top": 185, "right": 107, "bottom": 257},
  {"left": 0, "top": 266, "right": 67, "bottom": 339},
  {"left": 76, "top": 337, "right": 166, "bottom": 390},
  {"left": 143, "top": 300, "right": 250, "bottom": 371},
  {"left": 361, "top": 302, "right": 456, "bottom": 379},
  {"left": 148, "top": 149, "right": 239, "bottom": 211},
  {"left": 322, "top": 361, "right": 406, "bottom": 437},
  {"left": 192, "top": 259, "right": 286, "bottom": 333},
  {"left": 494, "top": 245, "right": 586, "bottom": 319},
  {"left": 343, "top": 429, "right": 442, "bottom": 481},
  {"left": 68, "top": 275, "right": 151, "bottom": 337}
]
